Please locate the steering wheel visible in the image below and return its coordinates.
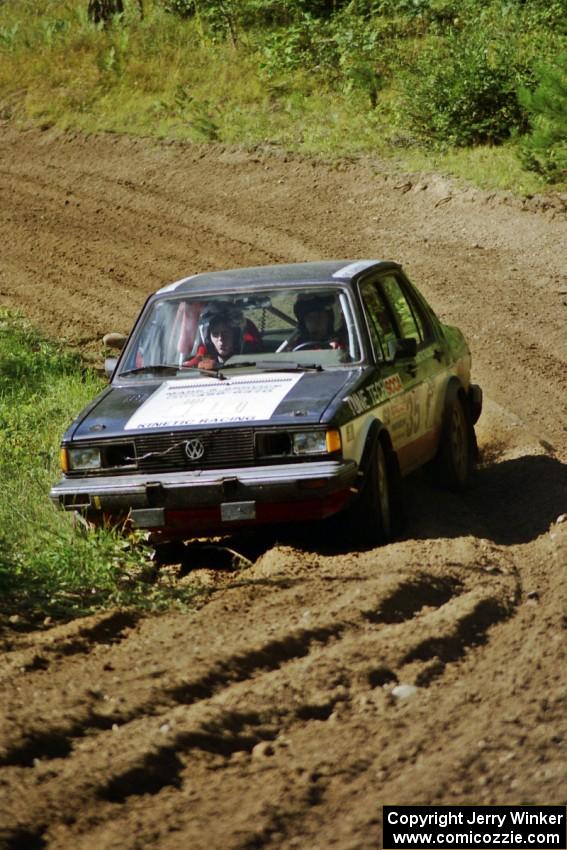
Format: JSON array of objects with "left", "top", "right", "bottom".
[{"left": 292, "top": 341, "right": 332, "bottom": 352}]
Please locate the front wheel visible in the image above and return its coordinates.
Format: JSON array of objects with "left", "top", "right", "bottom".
[
  {"left": 373, "top": 441, "right": 392, "bottom": 540},
  {"left": 342, "top": 438, "right": 395, "bottom": 546}
]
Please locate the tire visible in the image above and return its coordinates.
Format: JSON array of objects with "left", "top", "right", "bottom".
[
  {"left": 431, "top": 392, "right": 473, "bottom": 490},
  {"left": 343, "top": 437, "right": 394, "bottom": 546}
]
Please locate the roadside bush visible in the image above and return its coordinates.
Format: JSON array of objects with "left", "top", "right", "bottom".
[
  {"left": 260, "top": 14, "right": 337, "bottom": 75},
  {"left": 519, "top": 52, "right": 567, "bottom": 182},
  {"left": 0, "top": 312, "right": 201, "bottom": 619},
  {"left": 259, "top": 8, "right": 388, "bottom": 106},
  {"left": 517, "top": 0, "right": 567, "bottom": 31},
  {"left": 0, "top": 314, "right": 83, "bottom": 396},
  {"left": 0, "top": 0, "right": 562, "bottom": 188},
  {"left": 161, "top": 0, "right": 351, "bottom": 25},
  {"left": 399, "top": 27, "right": 532, "bottom": 146}
]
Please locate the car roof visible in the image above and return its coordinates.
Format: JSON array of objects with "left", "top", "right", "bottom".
[{"left": 156, "top": 260, "right": 401, "bottom": 296}]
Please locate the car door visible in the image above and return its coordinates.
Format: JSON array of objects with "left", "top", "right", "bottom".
[{"left": 359, "top": 273, "right": 443, "bottom": 474}]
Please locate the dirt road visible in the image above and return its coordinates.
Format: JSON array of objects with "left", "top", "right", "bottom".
[{"left": 0, "top": 126, "right": 566, "bottom": 850}]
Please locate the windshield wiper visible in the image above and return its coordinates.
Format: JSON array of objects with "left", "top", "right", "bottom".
[
  {"left": 219, "top": 360, "right": 323, "bottom": 374},
  {"left": 259, "top": 361, "right": 323, "bottom": 372},
  {"left": 119, "top": 365, "right": 182, "bottom": 376},
  {"left": 217, "top": 361, "right": 258, "bottom": 370},
  {"left": 119, "top": 364, "right": 226, "bottom": 380}
]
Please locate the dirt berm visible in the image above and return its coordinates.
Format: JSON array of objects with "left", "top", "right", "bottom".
[{"left": 0, "top": 126, "right": 566, "bottom": 850}]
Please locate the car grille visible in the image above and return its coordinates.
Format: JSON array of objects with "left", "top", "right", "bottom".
[{"left": 134, "top": 429, "right": 256, "bottom": 472}]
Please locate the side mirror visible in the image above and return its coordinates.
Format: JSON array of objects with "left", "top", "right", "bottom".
[
  {"left": 104, "top": 357, "right": 118, "bottom": 379},
  {"left": 103, "top": 332, "right": 128, "bottom": 351},
  {"left": 387, "top": 337, "right": 417, "bottom": 361}
]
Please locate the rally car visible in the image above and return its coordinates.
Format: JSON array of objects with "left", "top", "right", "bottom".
[{"left": 50, "top": 260, "right": 482, "bottom": 545}]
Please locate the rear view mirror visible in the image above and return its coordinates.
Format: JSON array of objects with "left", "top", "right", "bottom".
[
  {"left": 103, "top": 332, "right": 128, "bottom": 351},
  {"left": 388, "top": 337, "right": 417, "bottom": 360}
]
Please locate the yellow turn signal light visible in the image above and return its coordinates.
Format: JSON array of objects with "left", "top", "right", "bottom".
[
  {"left": 59, "top": 447, "right": 69, "bottom": 473},
  {"left": 325, "top": 429, "right": 342, "bottom": 453}
]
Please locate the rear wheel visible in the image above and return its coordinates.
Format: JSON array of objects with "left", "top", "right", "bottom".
[{"left": 431, "top": 393, "right": 473, "bottom": 490}]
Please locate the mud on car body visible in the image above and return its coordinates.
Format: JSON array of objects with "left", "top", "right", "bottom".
[{"left": 51, "top": 260, "right": 482, "bottom": 545}]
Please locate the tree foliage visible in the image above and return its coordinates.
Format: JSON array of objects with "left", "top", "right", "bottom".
[
  {"left": 519, "top": 52, "right": 567, "bottom": 181},
  {"left": 400, "top": 28, "right": 533, "bottom": 146},
  {"left": 88, "top": 0, "right": 143, "bottom": 24},
  {"left": 88, "top": 0, "right": 124, "bottom": 24}
]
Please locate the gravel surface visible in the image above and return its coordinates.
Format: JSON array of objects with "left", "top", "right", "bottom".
[{"left": 0, "top": 126, "right": 566, "bottom": 850}]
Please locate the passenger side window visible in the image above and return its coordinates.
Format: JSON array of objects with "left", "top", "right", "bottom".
[
  {"left": 359, "top": 280, "right": 398, "bottom": 360},
  {"left": 380, "top": 275, "right": 432, "bottom": 346}
]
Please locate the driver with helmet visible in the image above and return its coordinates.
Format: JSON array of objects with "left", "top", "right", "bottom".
[{"left": 184, "top": 302, "right": 262, "bottom": 369}]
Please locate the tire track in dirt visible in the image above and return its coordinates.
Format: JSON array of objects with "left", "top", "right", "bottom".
[
  {"left": 0, "top": 610, "right": 140, "bottom": 664},
  {"left": 0, "top": 547, "right": 518, "bottom": 848}
]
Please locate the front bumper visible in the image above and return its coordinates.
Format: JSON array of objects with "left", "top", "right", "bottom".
[{"left": 50, "top": 459, "right": 358, "bottom": 536}]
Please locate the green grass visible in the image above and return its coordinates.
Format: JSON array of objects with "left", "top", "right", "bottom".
[
  {"left": 397, "top": 142, "right": 548, "bottom": 195},
  {"left": 0, "top": 0, "right": 562, "bottom": 194},
  {"left": 0, "top": 310, "right": 205, "bottom": 621}
]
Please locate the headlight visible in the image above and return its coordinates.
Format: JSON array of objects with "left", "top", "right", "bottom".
[
  {"left": 292, "top": 432, "right": 327, "bottom": 455},
  {"left": 67, "top": 446, "right": 102, "bottom": 470},
  {"left": 292, "top": 430, "right": 341, "bottom": 456}
]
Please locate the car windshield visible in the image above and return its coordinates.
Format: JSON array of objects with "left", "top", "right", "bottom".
[{"left": 118, "top": 286, "right": 362, "bottom": 377}]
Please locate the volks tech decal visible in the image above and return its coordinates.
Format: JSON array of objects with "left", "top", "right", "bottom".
[{"left": 345, "top": 373, "right": 403, "bottom": 416}]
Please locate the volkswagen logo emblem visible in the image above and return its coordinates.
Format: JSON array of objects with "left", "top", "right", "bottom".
[{"left": 185, "top": 438, "right": 205, "bottom": 461}]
